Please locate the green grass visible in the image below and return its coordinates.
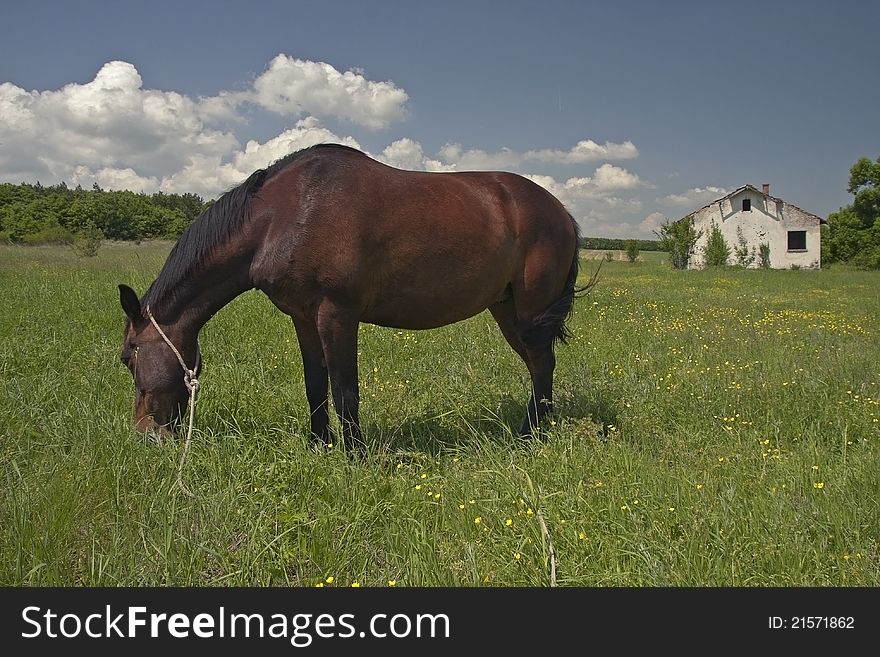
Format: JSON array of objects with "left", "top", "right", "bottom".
[{"left": 1, "top": 243, "right": 878, "bottom": 586}]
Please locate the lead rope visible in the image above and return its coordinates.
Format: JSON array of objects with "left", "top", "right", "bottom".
[{"left": 145, "top": 306, "right": 199, "bottom": 499}]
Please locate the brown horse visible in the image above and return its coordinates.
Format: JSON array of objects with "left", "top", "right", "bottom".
[{"left": 119, "top": 144, "right": 584, "bottom": 450}]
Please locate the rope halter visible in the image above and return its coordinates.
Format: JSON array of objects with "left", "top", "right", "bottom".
[
  {"left": 145, "top": 305, "right": 200, "bottom": 498},
  {"left": 145, "top": 306, "right": 200, "bottom": 397}
]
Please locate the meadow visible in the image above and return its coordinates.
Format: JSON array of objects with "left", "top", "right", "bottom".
[{"left": 1, "top": 242, "right": 877, "bottom": 586}]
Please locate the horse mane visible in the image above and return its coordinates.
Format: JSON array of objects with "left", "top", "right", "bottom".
[{"left": 143, "top": 143, "right": 363, "bottom": 312}]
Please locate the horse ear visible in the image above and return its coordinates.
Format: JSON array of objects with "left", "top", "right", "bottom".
[{"left": 118, "top": 284, "right": 142, "bottom": 322}]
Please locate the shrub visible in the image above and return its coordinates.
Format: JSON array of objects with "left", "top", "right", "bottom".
[
  {"left": 704, "top": 223, "right": 731, "bottom": 267},
  {"left": 733, "top": 226, "right": 755, "bottom": 267},
  {"left": 625, "top": 239, "right": 640, "bottom": 263},
  {"left": 656, "top": 216, "right": 701, "bottom": 270},
  {"left": 20, "top": 222, "right": 74, "bottom": 245},
  {"left": 71, "top": 226, "right": 104, "bottom": 258},
  {"left": 852, "top": 246, "right": 880, "bottom": 270},
  {"left": 757, "top": 242, "right": 771, "bottom": 268}
]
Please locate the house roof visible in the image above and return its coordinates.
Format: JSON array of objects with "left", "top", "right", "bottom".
[{"left": 688, "top": 184, "right": 827, "bottom": 224}]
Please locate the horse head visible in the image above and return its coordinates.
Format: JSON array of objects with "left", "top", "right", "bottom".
[{"left": 118, "top": 284, "right": 200, "bottom": 436}]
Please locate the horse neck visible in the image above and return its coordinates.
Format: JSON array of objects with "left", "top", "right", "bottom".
[{"left": 147, "top": 243, "right": 256, "bottom": 338}]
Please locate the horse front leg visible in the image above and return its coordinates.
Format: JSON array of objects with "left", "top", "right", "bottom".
[
  {"left": 316, "top": 301, "right": 365, "bottom": 453},
  {"left": 292, "top": 317, "right": 330, "bottom": 446}
]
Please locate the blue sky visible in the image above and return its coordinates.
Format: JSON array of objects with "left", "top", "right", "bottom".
[{"left": 1, "top": 0, "right": 877, "bottom": 238}]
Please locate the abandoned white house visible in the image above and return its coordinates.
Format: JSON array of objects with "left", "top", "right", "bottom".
[{"left": 686, "top": 184, "right": 826, "bottom": 269}]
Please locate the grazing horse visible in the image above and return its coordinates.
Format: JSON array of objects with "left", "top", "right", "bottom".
[{"left": 119, "top": 144, "right": 583, "bottom": 450}]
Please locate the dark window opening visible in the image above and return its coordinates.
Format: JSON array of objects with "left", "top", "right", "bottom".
[
  {"left": 742, "top": 198, "right": 751, "bottom": 212},
  {"left": 787, "top": 230, "right": 807, "bottom": 251}
]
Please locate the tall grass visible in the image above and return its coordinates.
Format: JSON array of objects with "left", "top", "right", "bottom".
[{"left": 1, "top": 243, "right": 877, "bottom": 586}]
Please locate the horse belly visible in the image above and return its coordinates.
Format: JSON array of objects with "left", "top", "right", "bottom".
[{"left": 361, "top": 266, "right": 507, "bottom": 330}]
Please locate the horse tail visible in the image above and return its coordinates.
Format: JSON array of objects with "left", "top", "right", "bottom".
[{"left": 522, "top": 214, "right": 599, "bottom": 350}]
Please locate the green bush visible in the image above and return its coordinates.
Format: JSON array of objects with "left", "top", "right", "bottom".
[
  {"left": 20, "top": 222, "right": 74, "bottom": 245},
  {"left": 71, "top": 226, "right": 104, "bottom": 258},
  {"left": 656, "top": 216, "right": 701, "bottom": 270},
  {"left": 625, "top": 239, "right": 640, "bottom": 263},
  {"left": 758, "top": 242, "right": 771, "bottom": 268},
  {"left": 852, "top": 246, "right": 880, "bottom": 270},
  {"left": 733, "top": 226, "right": 755, "bottom": 267},
  {"left": 703, "top": 223, "right": 731, "bottom": 267}
]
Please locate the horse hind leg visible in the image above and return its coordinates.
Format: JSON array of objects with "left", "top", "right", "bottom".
[
  {"left": 491, "top": 250, "right": 579, "bottom": 437},
  {"left": 489, "top": 300, "right": 557, "bottom": 438}
]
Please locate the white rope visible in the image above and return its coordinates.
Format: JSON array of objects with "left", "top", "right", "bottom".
[{"left": 146, "top": 306, "right": 199, "bottom": 498}]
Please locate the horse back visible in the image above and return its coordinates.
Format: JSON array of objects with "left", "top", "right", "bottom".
[{"left": 250, "top": 149, "right": 576, "bottom": 328}]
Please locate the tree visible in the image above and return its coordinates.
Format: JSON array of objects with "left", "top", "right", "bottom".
[
  {"left": 656, "top": 216, "right": 701, "bottom": 270},
  {"left": 824, "top": 155, "right": 880, "bottom": 269},
  {"left": 848, "top": 156, "right": 880, "bottom": 228}
]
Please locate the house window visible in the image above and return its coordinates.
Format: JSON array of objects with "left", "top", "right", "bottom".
[
  {"left": 787, "top": 230, "right": 807, "bottom": 251},
  {"left": 742, "top": 198, "right": 751, "bottom": 212}
]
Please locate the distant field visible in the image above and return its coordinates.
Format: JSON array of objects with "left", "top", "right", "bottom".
[
  {"left": 581, "top": 248, "right": 667, "bottom": 264},
  {"left": 1, "top": 242, "right": 878, "bottom": 586}
]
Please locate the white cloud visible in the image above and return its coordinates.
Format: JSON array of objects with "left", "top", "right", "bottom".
[
  {"left": 160, "top": 118, "right": 360, "bottom": 197},
  {"left": 524, "top": 164, "right": 643, "bottom": 202},
  {"left": 432, "top": 139, "right": 638, "bottom": 170},
  {"left": 0, "top": 61, "right": 238, "bottom": 188},
  {"left": 244, "top": 55, "right": 409, "bottom": 129},
  {"left": 525, "top": 139, "right": 639, "bottom": 164},
  {"left": 0, "top": 56, "right": 652, "bottom": 239},
  {"left": 522, "top": 167, "right": 646, "bottom": 238},
  {"left": 228, "top": 118, "right": 360, "bottom": 183},
  {"left": 592, "top": 163, "right": 642, "bottom": 191},
  {"left": 378, "top": 138, "right": 427, "bottom": 170},
  {"left": 662, "top": 186, "right": 728, "bottom": 208},
  {"left": 0, "top": 59, "right": 399, "bottom": 195},
  {"left": 435, "top": 144, "right": 522, "bottom": 170},
  {"left": 575, "top": 210, "right": 642, "bottom": 239},
  {"left": 72, "top": 166, "right": 160, "bottom": 193},
  {"left": 639, "top": 211, "right": 667, "bottom": 235}
]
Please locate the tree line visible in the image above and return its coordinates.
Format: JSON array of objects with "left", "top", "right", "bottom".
[
  {"left": 0, "top": 182, "right": 207, "bottom": 244},
  {"left": 579, "top": 236, "right": 661, "bottom": 251},
  {"left": 1, "top": 180, "right": 666, "bottom": 253}
]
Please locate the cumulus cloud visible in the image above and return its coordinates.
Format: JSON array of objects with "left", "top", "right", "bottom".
[
  {"left": 161, "top": 118, "right": 361, "bottom": 197},
  {"left": 639, "top": 211, "right": 667, "bottom": 235},
  {"left": 525, "top": 139, "right": 639, "bottom": 164},
  {"left": 0, "top": 61, "right": 238, "bottom": 190},
  {"left": 662, "top": 186, "right": 729, "bottom": 208},
  {"left": 378, "top": 138, "right": 427, "bottom": 171},
  {"left": 524, "top": 164, "right": 643, "bottom": 201},
  {"left": 71, "top": 166, "right": 161, "bottom": 193},
  {"left": 0, "top": 58, "right": 397, "bottom": 195},
  {"left": 520, "top": 167, "right": 646, "bottom": 238},
  {"left": 243, "top": 55, "right": 409, "bottom": 129},
  {"left": 368, "top": 138, "right": 649, "bottom": 237},
  {"left": 0, "top": 56, "right": 651, "bottom": 240},
  {"left": 432, "top": 139, "right": 638, "bottom": 170},
  {"left": 435, "top": 144, "right": 522, "bottom": 170}
]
